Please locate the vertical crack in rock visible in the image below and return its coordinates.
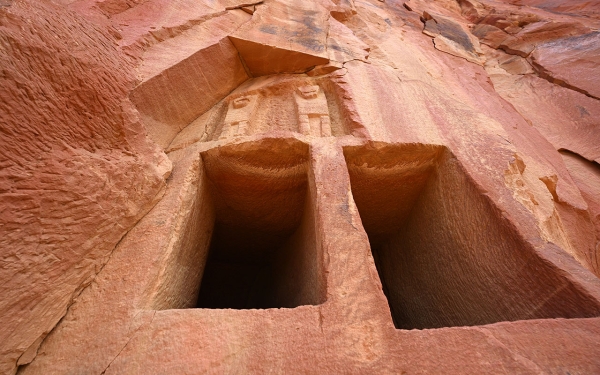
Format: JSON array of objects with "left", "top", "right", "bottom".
[
  {"left": 16, "top": 198, "right": 164, "bottom": 373},
  {"left": 99, "top": 311, "right": 157, "bottom": 375},
  {"left": 318, "top": 307, "right": 325, "bottom": 334},
  {"left": 15, "top": 280, "right": 98, "bottom": 371}
]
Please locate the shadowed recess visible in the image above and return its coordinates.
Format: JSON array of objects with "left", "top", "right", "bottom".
[
  {"left": 344, "top": 143, "right": 600, "bottom": 329},
  {"left": 196, "top": 138, "right": 325, "bottom": 309}
]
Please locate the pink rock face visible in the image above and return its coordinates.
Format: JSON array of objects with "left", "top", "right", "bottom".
[
  {"left": 0, "top": 1, "right": 170, "bottom": 373},
  {"left": 2, "top": 0, "right": 600, "bottom": 374},
  {"left": 504, "top": 0, "right": 600, "bottom": 19},
  {"left": 228, "top": 0, "right": 330, "bottom": 75},
  {"left": 531, "top": 32, "right": 600, "bottom": 99}
]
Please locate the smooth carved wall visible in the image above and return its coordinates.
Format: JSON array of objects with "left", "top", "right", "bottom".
[
  {"left": 144, "top": 140, "right": 325, "bottom": 311},
  {"left": 345, "top": 145, "right": 600, "bottom": 329}
]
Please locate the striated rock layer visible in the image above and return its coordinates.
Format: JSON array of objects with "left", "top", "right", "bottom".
[{"left": 1, "top": 0, "right": 599, "bottom": 373}]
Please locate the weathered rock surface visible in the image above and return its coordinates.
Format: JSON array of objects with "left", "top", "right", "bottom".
[
  {"left": 422, "top": 11, "right": 484, "bottom": 64},
  {"left": 0, "top": 1, "right": 170, "bottom": 373},
  {"left": 2, "top": 0, "right": 600, "bottom": 374},
  {"left": 229, "top": 0, "right": 330, "bottom": 75},
  {"left": 531, "top": 32, "right": 600, "bottom": 100}
]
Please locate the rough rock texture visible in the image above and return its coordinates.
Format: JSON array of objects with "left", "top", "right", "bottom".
[
  {"left": 0, "top": 1, "right": 171, "bottom": 373},
  {"left": 229, "top": 0, "right": 330, "bottom": 75},
  {"left": 2, "top": 0, "right": 600, "bottom": 374}
]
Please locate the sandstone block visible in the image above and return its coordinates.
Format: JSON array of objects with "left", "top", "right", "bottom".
[{"left": 228, "top": 0, "right": 329, "bottom": 75}]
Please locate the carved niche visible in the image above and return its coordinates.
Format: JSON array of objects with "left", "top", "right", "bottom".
[
  {"left": 219, "top": 94, "right": 259, "bottom": 140},
  {"left": 294, "top": 85, "right": 332, "bottom": 137}
]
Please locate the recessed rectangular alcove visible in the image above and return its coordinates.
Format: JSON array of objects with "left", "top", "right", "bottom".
[
  {"left": 196, "top": 140, "right": 324, "bottom": 309},
  {"left": 146, "top": 139, "right": 325, "bottom": 311},
  {"left": 344, "top": 144, "right": 600, "bottom": 330},
  {"left": 191, "top": 139, "right": 325, "bottom": 310}
]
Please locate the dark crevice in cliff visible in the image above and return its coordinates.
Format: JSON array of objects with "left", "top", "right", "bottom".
[{"left": 559, "top": 148, "right": 600, "bottom": 176}]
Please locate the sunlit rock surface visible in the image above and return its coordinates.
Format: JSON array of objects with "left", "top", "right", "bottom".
[{"left": 2, "top": 0, "right": 600, "bottom": 373}]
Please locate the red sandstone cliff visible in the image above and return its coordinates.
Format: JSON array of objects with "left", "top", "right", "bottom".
[{"left": 1, "top": 0, "right": 599, "bottom": 373}]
